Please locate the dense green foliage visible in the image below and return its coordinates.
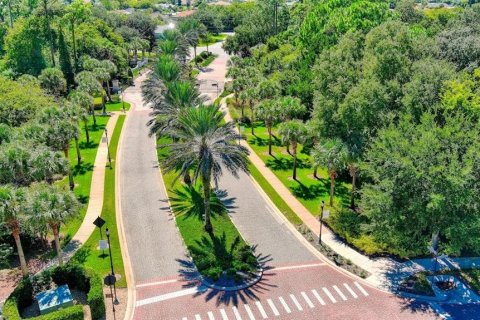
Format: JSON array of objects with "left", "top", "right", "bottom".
[{"left": 228, "top": 0, "right": 480, "bottom": 257}]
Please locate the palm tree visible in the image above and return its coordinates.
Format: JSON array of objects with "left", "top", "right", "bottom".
[
  {"left": 312, "top": 139, "right": 348, "bottom": 206},
  {"left": 178, "top": 18, "right": 206, "bottom": 66},
  {"left": 38, "top": 68, "right": 67, "bottom": 100},
  {"left": 142, "top": 55, "right": 182, "bottom": 107},
  {"left": 99, "top": 60, "right": 117, "bottom": 104},
  {"left": 306, "top": 119, "right": 323, "bottom": 179},
  {"left": 0, "top": 185, "right": 29, "bottom": 275},
  {"left": 146, "top": 81, "right": 206, "bottom": 136},
  {"left": 162, "top": 105, "right": 249, "bottom": 232},
  {"left": 139, "top": 38, "right": 150, "bottom": 60},
  {"left": 75, "top": 71, "right": 102, "bottom": 126},
  {"left": 255, "top": 100, "right": 282, "bottom": 156},
  {"left": 129, "top": 37, "right": 144, "bottom": 64},
  {"left": 65, "top": 101, "right": 87, "bottom": 165},
  {"left": 69, "top": 90, "right": 94, "bottom": 143},
  {"left": 278, "top": 120, "right": 308, "bottom": 180},
  {"left": 346, "top": 145, "right": 361, "bottom": 209},
  {"left": 277, "top": 96, "right": 307, "bottom": 121},
  {"left": 30, "top": 183, "right": 79, "bottom": 266},
  {"left": 38, "top": 107, "right": 79, "bottom": 190}
]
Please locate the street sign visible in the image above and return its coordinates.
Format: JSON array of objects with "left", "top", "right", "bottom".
[
  {"left": 93, "top": 216, "right": 106, "bottom": 228},
  {"left": 104, "top": 275, "right": 116, "bottom": 286},
  {"left": 323, "top": 210, "right": 330, "bottom": 219},
  {"left": 99, "top": 240, "right": 108, "bottom": 250}
]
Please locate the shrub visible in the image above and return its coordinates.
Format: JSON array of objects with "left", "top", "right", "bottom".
[
  {"left": 51, "top": 264, "right": 89, "bottom": 292},
  {"left": 86, "top": 269, "right": 105, "bottom": 320}
]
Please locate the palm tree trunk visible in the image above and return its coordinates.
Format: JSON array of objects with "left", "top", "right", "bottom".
[
  {"left": 7, "top": 0, "right": 13, "bottom": 27},
  {"left": 91, "top": 106, "right": 97, "bottom": 126},
  {"left": 250, "top": 104, "right": 255, "bottom": 135},
  {"left": 268, "top": 125, "right": 273, "bottom": 156},
  {"left": 329, "top": 172, "right": 335, "bottom": 207},
  {"left": 84, "top": 120, "right": 90, "bottom": 144},
  {"left": 64, "top": 147, "right": 74, "bottom": 191},
  {"left": 71, "top": 20, "right": 77, "bottom": 71},
  {"left": 183, "top": 170, "right": 191, "bottom": 185},
  {"left": 106, "top": 81, "right": 112, "bottom": 103},
  {"left": 12, "top": 228, "right": 28, "bottom": 276},
  {"left": 194, "top": 46, "right": 198, "bottom": 67},
  {"left": 202, "top": 175, "right": 213, "bottom": 233},
  {"left": 74, "top": 136, "right": 81, "bottom": 165},
  {"left": 313, "top": 166, "right": 318, "bottom": 179},
  {"left": 292, "top": 143, "right": 297, "bottom": 180},
  {"left": 52, "top": 225, "right": 63, "bottom": 266},
  {"left": 350, "top": 171, "right": 357, "bottom": 209}
]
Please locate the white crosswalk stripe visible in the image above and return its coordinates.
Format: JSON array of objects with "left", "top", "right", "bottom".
[
  {"left": 354, "top": 282, "right": 369, "bottom": 296},
  {"left": 220, "top": 309, "right": 229, "bottom": 320},
  {"left": 255, "top": 301, "right": 268, "bottom": 319},
  {"left": 267, "top": 299, "right": 280, "bottom": 316},
  {"left": 343, "top": 283, "right": 358, "bottom": 298},
  {"left": 244, "top": 304, "right": 256, "bottom": 320},
  {"left": 311, "top": 289, "right": 326, "bottom": 305},
  {"left": 232, "top": 306, "right": 242, "bottom": 320},
  {"left": 301, "top": 291, "right": 315, "bottom": 308},
  {"left": 195, "top": 315, "right": 202, "bottom": 320},
  {"left": 333, "top": 285, "right": 348, "bottom": 301},
  {"left": 322, "top": 287, "right": 337, "bottom": 303},
  {"left": 208, "top": 311, "right": 215, "bottom": 320},
  {"left": 182, "top": 318, "right": 188, "bottom": 320},
  {"left": 290, "top": 294, "right": 303, "bottom": 311},
  {"left": 278, "top": 297, "right": 291, "bottom": 313}
]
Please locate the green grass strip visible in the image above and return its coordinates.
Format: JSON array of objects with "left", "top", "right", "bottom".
[{"left": 72, "top": 115, "right": 127, "bottom": 288}]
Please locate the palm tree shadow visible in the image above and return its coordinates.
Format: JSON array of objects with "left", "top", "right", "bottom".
[{"left": 176, "top": 244, "right": 276, "bottom": 307}]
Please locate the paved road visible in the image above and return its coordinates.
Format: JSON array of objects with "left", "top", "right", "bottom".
[
  {"left": 126, "top": 42, "right": 441, "bottom": 319},
  {"left": 120, "top": 74, "right": 187, "bottom": 284}
]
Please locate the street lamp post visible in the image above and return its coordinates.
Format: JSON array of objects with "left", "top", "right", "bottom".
[
  {"left": 105, "top": 228, "right": 119, "bottom": 305},
  {"left": 319, "top": 201, "right": 325, "bottom": 245},
  {"left": 105, "top": 128, "right": 112, "bottom": 169}
]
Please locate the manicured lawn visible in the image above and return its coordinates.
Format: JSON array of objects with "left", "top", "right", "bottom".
[
  {"left": 229, "top": 104, "right": 351, "bottom": 217},
  {"left": 105, "top": 101, "right": 131, "bottom": 112},
  {"left": 157, "top": 137, "right": 258, "bottom": 281},
  {"left": 61, "top": 116, "right": 110, "bottom": 243},
  {"left": 198, "top": 34, "right": 226, "bottom": 46},
  {"left": 199, "top": 54, "right": 217, "bottom": 67},
  {"left": 72, "top": 115, "right": 127, "bottom": 287}
]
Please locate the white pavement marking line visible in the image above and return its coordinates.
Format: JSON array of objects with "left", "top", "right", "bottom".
[
  {"left": 343, "top": 283, "right": 358, "bottom": 298},
  {"left": 220, "top": 309, "right": 229, "bottom": 320},
  {"left": 333, "top": 285, "right": 348, "bottom": 301},
  {"left": 278, "top": 297, "right": 291, "bottom": 313},
  {"left": 136, "top": 279, "right": 178, "bottom": 288},
  {"left": 195, "top": 315, "right": 202, "bottom": 320},
  {"left": 311, "top": 290, "right": 326, "bottom": 305},
  {"left": 301, "top": 292, "right": 315, "bottom": 308},
  {"left": 322, "top": 288, "right": 337, "bottom": 303},
  {"left": 136, "top": 287, "right": 199, "bottom": 307},
  {"left": 290, "top": 294, "right": 303, "bottom": 311},
  {"left": 232, "top": 306, "right": 243, "bottom": 320},
  {"left": 265, "top": 205, "right": 284, "bottom": 225},
  {"left": 267, "top": 299, "right": 280, "bottom": 316},
  {"left": 255, "top": 301, "right": 268, "bottom": 319},
  {"left": 354, "top": 282, "right": 369, "bottom": 296},
  {"left": 245, "top": 305, "right": 256, "bottom": 320},
  {"left": 208, "top": 311, "right": 215, "bottom": 320},
  {"left": 272, "top": 263, "right": 326, "bottom": 271},
  {"left": 182, "top": 318, "right": 188, "bottom": 320}
]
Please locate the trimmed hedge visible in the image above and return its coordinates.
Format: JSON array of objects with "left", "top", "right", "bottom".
[{"left": 3, "top": 264, "right": 105, "bottom": 320}]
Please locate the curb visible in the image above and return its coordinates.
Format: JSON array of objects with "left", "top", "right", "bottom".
[{"left": 199, "top": 268, "right": 264, "bottom": 292}]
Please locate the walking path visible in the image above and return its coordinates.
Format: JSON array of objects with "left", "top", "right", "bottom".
[{"left": 43, "top": 113, "right": 120, "bottom": 269}]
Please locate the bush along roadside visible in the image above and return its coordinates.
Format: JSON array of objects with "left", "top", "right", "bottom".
[
  {"left": 158, "top": 137, "right": 260, "bottom": 285},
  {"left": 3, "top": 263, "right": 105, "bottom": 320}
]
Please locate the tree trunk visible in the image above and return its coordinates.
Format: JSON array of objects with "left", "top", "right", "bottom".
[
  {"left": 268, "top": 126, "right": 273, "bottom": 156},
  {"left": 286, "top": 143, "right": 291, "bottom": 155},
  {"left": 84, "top": 120, "right": 90, "bottom": 144},
  {"left": 71, "top": 20, "right": 77, "bottom": 71},
  {"left": 75, "top": 136, "right": 81, "bottom": 165},
  {"left": 206, "top": 41, "right": 209, "bottom": 54},
  {"left": 202, "top": 175, "right": 213, "bottom": 233},
  {"left": 250, "top": 104, "right": 255, "bottom": 135},
  {"left": 241, "top": 106, "right": 244, "bottom": 118},
  {"left": 350, "top": 169, "right": 357, "bottom": 209},
  {"left": 329, "top": 172, "right": 336, "bottom": 207},
  {"left": 64, "top": 147, "right": 74, "bottom": 190},
  {"left": 106, "top": 81, "right": 112, "bottom": 103},
  {"left": 194, "top": 46, "right": 197, "bottom": 67},
  {"left": 43, "top": 0, "right": 56, "bottom": 67},
  {"left": 292, "top": 143, "right": 297, "bottom": 180},
  {"left": 313, "top": 166, "right": 318, "bottom": 179},
  {"left": 183, "top": 170, "right": 191, "bottom": 185},
  {"left": 12, "top": 228, "right": 28, "bottom": 276},
  {"left": 91, "top": 106, "right": 97, "bottom": 126},
  {"left": 102, "top": 95, "right": 106, "bottom": 115},
  {"left": 7, "top": 0, "right": 13, "bottom": 27},
  {"left": 52, "top": 225, "right": 63, "bottom": 266}
]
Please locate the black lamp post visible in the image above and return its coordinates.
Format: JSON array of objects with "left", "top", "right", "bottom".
[
  {"left": 105, "top": 128, "right": 112, "bottom": 169},
  {"left": 105, "top": 228, "right": 119, "bottom": 305},
  {"left": 319, "top": 200, "right": 325, "bottom": 245}
]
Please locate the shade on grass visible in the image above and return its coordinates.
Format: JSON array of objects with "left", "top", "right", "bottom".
[
  {"left": 157, "top": 136, "right": 257, "bottom": 281},
  {"left": 105, "top": 101, "right": 131, "bottom": 112},
  {"left": 229, "top": 104, "right": 351, "bottom": 216},
  {"left": 71, "top": 115, "right": 126, "bottom": 287},
  {"left": 61, "top": 116, "right": 109, "bottom": 243}
]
